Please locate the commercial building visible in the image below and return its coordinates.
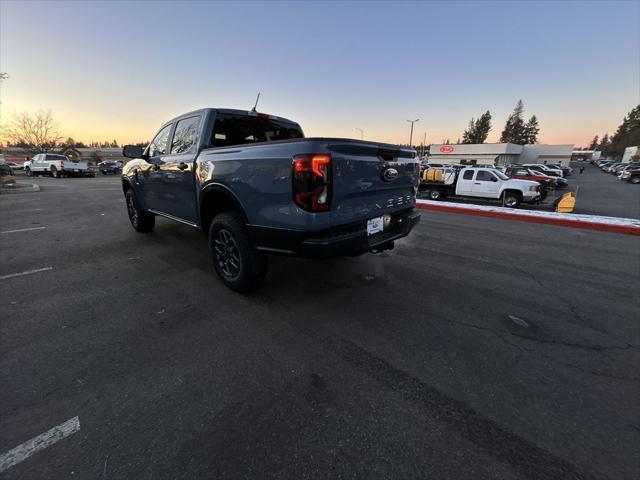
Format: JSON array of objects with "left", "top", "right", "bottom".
[
  {"left": 428, "top": 143, "right": 574, "bottom": 167},
  {"left": 572, "top": 150, "right": 601, "bottom": 162},
  {"left": 621, "top": 146, "right": 639, "bottom": 163},
  {"left": 427, "top": 143, "right": 522, "bottom": 166}
]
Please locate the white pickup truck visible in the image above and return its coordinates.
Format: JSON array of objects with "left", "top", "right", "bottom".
[
  {"left": 420, "top": 166, "right": 542, "bottom": 207},
  {"left": 25, "top": 154, "right": 90, "bottom": 178}
]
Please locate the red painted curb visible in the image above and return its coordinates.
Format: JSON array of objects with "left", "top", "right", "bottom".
[{"left": 415, "top": 202, "right": 640, "bottom": 236}]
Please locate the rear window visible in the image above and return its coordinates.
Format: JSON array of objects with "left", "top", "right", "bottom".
[{"left": 211, "top": 113, "right": 303, "bottom": 147}]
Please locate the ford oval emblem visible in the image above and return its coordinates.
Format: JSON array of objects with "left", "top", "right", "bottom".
[
  {"left": 382, "top": 167, "right": 399, "bottom": 182},
  {"left": 440, "top": 146, "right": 454, "bottom": 153}
]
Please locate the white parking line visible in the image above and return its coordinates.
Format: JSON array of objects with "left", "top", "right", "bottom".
[
  {"left": 1, "top": 226, "right": 46, "bottom": 234},
  {"left": 0, "top": 208, "right": 44, "bottom": 214},
  {"left": 0, "top": 416, "right": 80, "bottom": 473},
  {"left": 0, "top": 267, "right": 53, "bottom": 281}
]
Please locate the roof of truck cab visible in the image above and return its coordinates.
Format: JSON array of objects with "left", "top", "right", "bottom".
[{"left": 161, "top": 108, "right": 300, "bottom": 128}]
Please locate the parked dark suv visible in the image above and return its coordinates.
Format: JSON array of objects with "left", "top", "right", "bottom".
[{"left": 98, "top": 161, "right": 123, "bottom": 175}]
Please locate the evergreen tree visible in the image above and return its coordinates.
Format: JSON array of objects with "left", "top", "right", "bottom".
[
  {"left": 461, "top": 118, "right": 475, "bottom": 144},
  {"left": 500, "top": 100, "right": 526, "bottom": 144},
  {"left": 599, "top": 133, "right": 611, "bottom": 157},
  {"left": 588, "top": 135, "right": 599, "bottom": 150},
  {"left": 523, "top": 115, "right": 540, "bottom": 144},
  {"left": 472, "top": 110, "right": 492, "bottom": 143},
  {"left": 608, "top": 105, "right": 640, "bottom": 159},
  {"left": 461, "top": 110, "right": 492, "bottom": 144}
]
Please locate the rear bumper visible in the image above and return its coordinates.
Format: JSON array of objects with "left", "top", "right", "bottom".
[
  {"left": 247, "top": 208, "right": 420, "bottom": 258},
  {"left": 62, "top": 169, "right": 89, "bottom": 176}
]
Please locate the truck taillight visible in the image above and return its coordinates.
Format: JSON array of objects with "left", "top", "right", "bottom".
[{"left": 292, "top": 154, "right": 331, "bottom": 212}]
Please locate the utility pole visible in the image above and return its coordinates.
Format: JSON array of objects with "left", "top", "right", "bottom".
[
  {"left": 422, "top": 132, "right": 426, "bottom": 157},
  {"left": 406, "top": 118, "right": 420, "bottom": 146},
  {"left": 355, "top": 128, "right": 364, "bottom": 140}
]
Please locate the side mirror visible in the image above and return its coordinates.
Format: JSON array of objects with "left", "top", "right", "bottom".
[
  {"left": 123, "top": 145, "right": 144, "bottom": 159},
  {"left": 491, "top": 177, "right": 498, "bottom": 182}
]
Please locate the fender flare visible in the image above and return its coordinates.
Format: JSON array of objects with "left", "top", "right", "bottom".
[{"left": 198, "top": 183, "right": 249, "bottom": 227}]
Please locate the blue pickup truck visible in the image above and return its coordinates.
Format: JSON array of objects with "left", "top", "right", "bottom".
[{"left": 121, "top": 108, "right": 420, "bottom": 291}]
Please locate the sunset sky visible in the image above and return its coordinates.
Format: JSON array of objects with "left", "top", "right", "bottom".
[{"left": 1, "top": 0, "right": 638, "bottom": 147}]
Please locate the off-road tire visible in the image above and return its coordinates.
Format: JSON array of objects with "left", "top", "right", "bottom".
[
  {"left": 209, "top": 212, "right": 268, "bottom": 292},
  {"left": 125, "top": 189, "right": 155, "bottom": 233}
]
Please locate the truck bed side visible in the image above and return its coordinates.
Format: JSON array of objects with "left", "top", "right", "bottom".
[{"left": 196, "top": 138, "right": 418, "bottom": 232}]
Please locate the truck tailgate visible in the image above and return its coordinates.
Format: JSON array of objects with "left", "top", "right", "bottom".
[
  {"left": 326, "top": 141, "right": 418, "bottom": 226},
  {"left": 63, "top": 161, "right": 88, "bottom": 170}
]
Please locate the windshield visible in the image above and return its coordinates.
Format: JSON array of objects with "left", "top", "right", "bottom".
[{"left": 493, "top": 170, "right": 509, "bottom": 180}]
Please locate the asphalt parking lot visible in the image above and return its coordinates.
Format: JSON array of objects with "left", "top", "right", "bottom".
[
  {"left": 1, "top": 176, "right": 639, "bottom": 479},
  {"left": 568, "top": 162, "right": 640, "bottom": 219}
]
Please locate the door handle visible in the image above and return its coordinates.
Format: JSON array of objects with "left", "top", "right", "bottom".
[
  {"left": 177, "top": 162, "right": 188, "bottom": 171},
  {"left": 474, "top": 182, "right": 481, "bottom": 185}
]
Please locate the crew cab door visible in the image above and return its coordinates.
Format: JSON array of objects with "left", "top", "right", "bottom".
[
  {"left": 32, "top": 154, "right": 45, "bottom": 172},
  {"left": 154, "top": 115, "right": 201, "bottom": 223},
  {"left": 139, "top": 123, "right": 173, "bottom": 212},
  {"left": 471, "top": 169, "right": 501, "bottom": 198},
  {"left": 456, "top": 169, "right": 475, "bottom": 195}
]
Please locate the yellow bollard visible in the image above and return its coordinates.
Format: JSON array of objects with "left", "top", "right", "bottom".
[{"left": 554, "top": 191, "right": 576, "bottom": 213}]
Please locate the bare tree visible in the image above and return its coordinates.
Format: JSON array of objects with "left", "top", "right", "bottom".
[{"left": 2, "top": 110, "right": 63, "bottom": 153}]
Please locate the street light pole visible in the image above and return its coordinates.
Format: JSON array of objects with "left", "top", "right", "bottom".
[
  {"left": 406, "top": 118, "right": 420, "bottom": 146},
  {"left": 355, "top": 128, "right": 364, "bottom": 140},
  {"left": 422, "top": 132, "right": 427, "bottom": 157}
]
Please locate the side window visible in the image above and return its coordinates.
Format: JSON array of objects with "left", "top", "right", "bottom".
[
  {"left": 171, "top": 116, "right": 200, "bottom": 154},
  {"left": 476, "top": 170, "right": 495, "bottom": 181},
  {"left": 148, "top": 124, "right": 172, "bottom": 157},
  {"left": 516, "top": 169, "right": 528, "bottom": 175},
  {"left": 462, "top": 170, "right": 474, "bottom": 180}
]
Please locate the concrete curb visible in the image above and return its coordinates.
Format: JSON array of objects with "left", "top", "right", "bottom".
[
  {"left": 415, "top": 200, "right": 640, "bottom": 236},
  {"left": 0, "top": 183, "right": 40, "bottom": 195}
]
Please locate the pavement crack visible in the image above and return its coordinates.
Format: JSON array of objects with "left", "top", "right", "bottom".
[
  {"left": 511, "top": 264, "right": 608, "bottom": 335},
  {"left": 447, "top": 320, "right": 640, "bottom": 382},
  {"left": 446, "top": 318, "right": 635, "bottom": 354}
]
